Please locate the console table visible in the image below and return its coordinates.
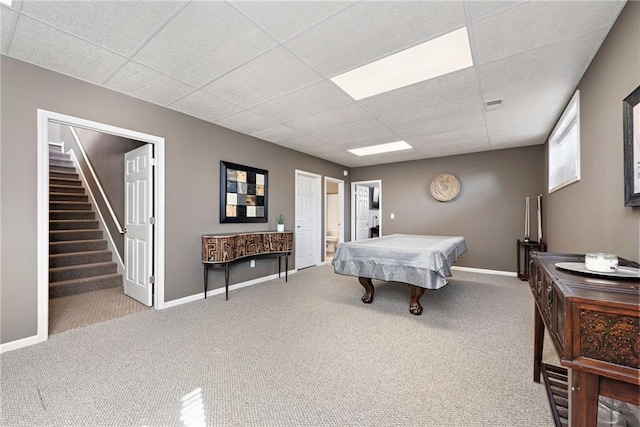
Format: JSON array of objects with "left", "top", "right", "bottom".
[
  {"left": 529, "top": 252, "right": 639, "bottom": 426},
  {"left": 202, "top": 231, "right": 293, "bottom": 300}
]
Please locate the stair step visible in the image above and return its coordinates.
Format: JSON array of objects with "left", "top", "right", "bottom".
[
  {"left": 50, "top": 170, "right": 79, "bottom": 180},
  {"left": 48, "top": 145, "right": 63, "bottom": 154},
  {"left": 49, "top": 201, "right": 92, "bottom": 211},
  {"left": 50, "top": 166, "right": 77, "bottom": 176},
  {"left": 49, "top": 219, "right": 99, "bottom": 230},
  {"left": 49, "top": 184, "right": 85, "bottom": 194},
  {"left": 49, "top": 158, "right": 74, "bottom": 168},
  {"left": 49, "top": 177, "right": 82, "bottom": 187},
  {"left": 49, "top": 250, "right": 113, "bottom": 268},
  {"left": 50, "top": 229, "right": 103, "bottom": 242},
  {"left": 49, "top": 273, "right": 122, "bottom": 298},
  {"left": 48, "top": 151, "right": 68, "bottom": 159},
  {"left": 50, "top": 210, "right": 96, "bottom": 220},
  {"left": 49, "top": 261, "right": 117, "bottom": 282},
  {"left": 49, "top": 192, "right": 89, "bottom": 202},
  {"left": 50, "top": 239, "right": 107, "bottom": 254}
]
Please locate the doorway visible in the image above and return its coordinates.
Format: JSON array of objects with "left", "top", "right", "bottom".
[
  {"left": 295, "top": 170, "right": 321, "bottom": 270},
  {"left": 324, "top": 177, "right": 344, "bottom": 262},
  {"left": 37, "top": 110, "right": 166, "bottom": 343},
  {"left": 351, "top": 180, "right": 382, "bottom": 241}
]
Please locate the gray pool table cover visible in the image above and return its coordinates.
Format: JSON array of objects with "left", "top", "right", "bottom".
[{"left": 331, "top": 234, "right": 467, "bottom": 289}]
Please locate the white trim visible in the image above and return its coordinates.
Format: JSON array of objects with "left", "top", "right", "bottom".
[
  {"left": 67, "top": 149, "right": 125, "bottom": 272},
  {"left": 451, "top": 266, "right": 517, "bottom": 277},
  {"left": 36, "top": 109, "right": 166, "bottom": 348},
  {"left": 0, "top": 334, "right": 42, "bottom": 354},
  {"left": 350, "top": 179, "right": 382, "bottom": 241},
  {"left": 295, "top": 170, "right": 322, "bottom": 268},
  {"left": 162, "top": 269, "right": 298, "bottom": 309},
  {"left": 68, "top": 126, "right": 125, "bottom": 234},
  {"left": 37, "top": 110, "right": 49, "bottom": 345}
]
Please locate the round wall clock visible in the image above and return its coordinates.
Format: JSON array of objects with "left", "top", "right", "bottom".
[{"left": 430, "top": 173, "right": 460, "bottom": 202}]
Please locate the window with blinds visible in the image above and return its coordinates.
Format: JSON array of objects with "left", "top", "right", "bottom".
[{"left": 549, "top": 90, "right": 580, "bottom": 193}]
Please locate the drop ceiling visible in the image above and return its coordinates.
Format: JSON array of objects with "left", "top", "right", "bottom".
[{"left": 0, "top": 0, "right": 625, "bottom": 167}]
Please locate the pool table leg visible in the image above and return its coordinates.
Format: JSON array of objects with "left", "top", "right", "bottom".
[
  {"left": 358, "top": 277, "right": 374, "bottom": 303},
  {"left": 409, "top": 285, "right": 425, "bottom": 315}
]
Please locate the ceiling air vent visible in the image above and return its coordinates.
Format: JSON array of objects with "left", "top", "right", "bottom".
[{"left": 484, "top": 98, "right": 503, "bottom": 111}]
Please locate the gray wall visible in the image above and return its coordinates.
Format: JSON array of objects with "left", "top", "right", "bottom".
[
  {"left": 351, "top": 145, "right": 545, "bottom": 272},
  {"left": 546, "top": 1, "right": 640, "bottom": 262},
  {"left": 0, "top": 56, "right": 350, "bottom": 344}
]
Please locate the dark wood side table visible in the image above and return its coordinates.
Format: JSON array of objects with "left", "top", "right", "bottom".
[
  {"left": 517, "top": 239, "right": 546, "bottom": 281},
  {"left": 202, "top": 231, "right": 293, "bottom": 300},
  {"left": 529, "top": 252, "right": 639, "bottom": 427}
]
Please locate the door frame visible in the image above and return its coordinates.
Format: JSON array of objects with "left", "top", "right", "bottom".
[
  {"left": 350, "top": 179, "right": 382, "bottom": 241},
  {"left": 323, "top": 176, "right": 345, "bottom": 260},
  {"left": 294, "top": 170, "right": 322, "bottom": 269},
  {"left": 37, "top": 109, "right": 166, "bottom": 344}
]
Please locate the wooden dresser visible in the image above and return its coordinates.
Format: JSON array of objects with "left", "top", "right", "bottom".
[
  {"left": 529, "top": 252, "right": 639, "bottom": 426},
  {"left": 202, "top": 231, "right": 293, "bottom": 300}
]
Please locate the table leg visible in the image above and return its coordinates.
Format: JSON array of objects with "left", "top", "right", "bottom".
[
  {"left": 285, "top": 255, "right": 288, "bottom": 282},
  {"left": 533, "top": 304, "right": 545, "bottom": 382},
  {"left": 203, "top": 265, "right": 208, "bottom": 299},
  {"left": 225, "top": 263, "right": 229, "bottom": 301},
  {"left": 570, "top": 370, "right": 599, "bottom": 427},
  {"left": 358, "top": 277, "right": 374, "bottom": 303},
  {"left": 278, "top": 256, "right": 281, "bottom": 278},
  {"left": 409, "top": 285, "right": 425, "bottom": 315}
]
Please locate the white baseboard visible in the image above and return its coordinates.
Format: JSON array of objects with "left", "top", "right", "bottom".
[
  {"left": 451, "top": 266, "right": 517, "bottom": 277},
  {"left": 0, "top": 334, "right": 43, "bottom": 354},
  {"left": 162, "top": 269, "right": 298, "bottom": 309}
]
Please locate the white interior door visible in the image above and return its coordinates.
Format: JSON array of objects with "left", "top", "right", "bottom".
[
  {"left": 296, "top": 172, "right": 319, "bottom": 269},
  {"left": 124, "top": 144, "right": 153, "bottom": 306},
  {"left": 355, "top": 185, "right": 370, "bottom": 241}
]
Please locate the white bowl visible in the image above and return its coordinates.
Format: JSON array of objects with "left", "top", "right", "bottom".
[{"left": 585, "top": 253, "right": 618, "bottom": 273}]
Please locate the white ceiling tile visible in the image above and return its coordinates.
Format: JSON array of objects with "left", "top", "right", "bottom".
[
  {"left": 169, "top": 90, "right": 243, "bottom": 123},
  {"left": 232, "top": 1, "right": 351, "bottom": 42},
  {"left": 357, "top": 149, "right": 422, "bottom": 166},
  {"left": 312, "top": 119, "right": 393, "bottom": 145},
  {"left": 251, "top": 80, "right": 352, "bottom": 122},
  {"left": 358, "top": 68, "right": 480, "bottom": 116},
  {"left": 472, "top": 1, "right": 625, "bottom": 64},
  {"left": 483, "top": 73, "right": 577, "bottom": 148},
  {"left": 378, "top": 95, "right": 484, "bottom": 130},
  {"left": 134, "top": 1, "right": 277, "bottom": 87},
  {"left": 464, "top": 1, "right": 521, "bottom": 22},
  {"left": 202, "top": 47, "right": 322, "bottom": 107},
  {"left": 9, "top": 15, "right": 125, "bottom": 84},
  {"left": 20, "top": 1, "right": 184, "bottom": 57},
  {"left": 1, "top": 6, "right": 17, "bottom": 54},
  {"left": 393, "top": 111, "right": 486, "bottom": 139},
  {"left": 410, "top": 127, "right": 489, "bottom": 151},
  {"left": 318, "top": 151, "right": 372, "bottom": 168},
  {"left": 104, "top": 61, "right": 195, "bottom": 106},
  {"left": 284, "top": 103, "right": 374, "bottom": 134},
  {"left": 479, "top": 30, "right": 608, "bottom": 93},
  {"left": 285, "top": 1, "right": 467, "bottom": 76},
  {"left": 215, "top": 110, "right": 278, "bottom": 135},
  {"left": 250, "top": 124, "right": 304, "bottom": 143}
]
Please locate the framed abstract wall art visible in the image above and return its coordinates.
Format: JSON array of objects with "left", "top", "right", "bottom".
[
  {"left": 623, "top": 85, "right": 640, "bottom": 207},
  {"left": 220, "top": 161, "right": 268, "bottom": 223}
]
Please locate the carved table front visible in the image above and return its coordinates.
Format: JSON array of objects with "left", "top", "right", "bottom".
[{"left": 529, "top": 252, "right": 639, "bottom": 426}]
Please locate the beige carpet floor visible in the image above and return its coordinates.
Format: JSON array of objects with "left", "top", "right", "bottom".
[{"left": 49, "top": 286, "right": 150, "bottom": 334}]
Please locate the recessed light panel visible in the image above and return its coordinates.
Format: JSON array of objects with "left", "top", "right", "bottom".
[
  {"left": 331, "top": 27, "right": 473, "bottom": 100},
  {"left": 348, "top": 140, "right": 412, "bottom": 156}
]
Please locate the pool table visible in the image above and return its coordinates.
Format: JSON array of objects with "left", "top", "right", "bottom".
[{"left": 331, "top": 234, "right": 467, "bottom": 315}]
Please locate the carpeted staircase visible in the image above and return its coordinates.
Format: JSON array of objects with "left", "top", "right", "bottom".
[{"left": 49, "top": 145, "right": 122, "bottom": 298}]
